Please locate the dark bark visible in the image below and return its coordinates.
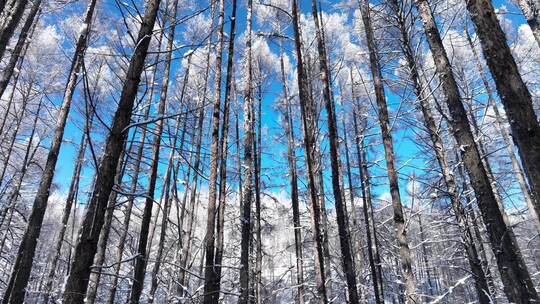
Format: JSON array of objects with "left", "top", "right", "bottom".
[
  {"left": 0, "top": 0, "right": 28, "bottom": 61},
  {"left": 415, "top": 0, "right": 538, "bottom": 302},
  {"left": 357, "top": 0, "right": 417, "bottom": 301},
  {"left": 62, "top": 0, "right": 161, "bottom": 301},
  {"left": 352, "top": 107, "right": 384, "bottom": 304},
  {"left": 202, "top": 0, "right": 226, "bottom": 300},
  {"left": 239, "top": 1, "right": 254, "bottom": 302},
  {"left": 213, "top": 0, "right": 237, "bottom": 298},
  {"left": 0, "top": 0, "right": 40, "bottom": 99},
  {"left": 465, "top": 0, "right": 540, "bottom": 232},
  {"left": 279, "top": 38, "right": 305, "bottom": 304},
  {"left": 310, "top": 1, "right": 360, "bottom": 302},
  {"left": 2, "top": 1, "right": 98, "bottom": 302},
  {"left": 291, "top": 0, "right": 328, "bottom": 302},
  {"left": 386, "top": 1, "right": 493, "bottom": 301}
]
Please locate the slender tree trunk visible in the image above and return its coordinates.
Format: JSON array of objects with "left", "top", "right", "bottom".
[
  {"left": 291, "top": 1, "right": 328, "bottom": 302},
  {"left": 466, "top": 0, "right": 540, "bottom": 225},
  {"left": 0, "top": 0, "right": 40, "bottom": 99},
  {"left": 62, "top": 0, "right": 161, "bottom": 301},
  {"left": 42, "top": 111, "right": 94, "bottom": 304},
  {"left": 85, "top": 146, "right": 128, "bottom": 304},
  {"left": 415, "top": 0, "right": 539, "bottom": 302},
  {"left": 310, "top": 1, "right": 360, "bottom": 302},
  {"left": 0, "top": 0, "right": 28, "bottom": 61},
  {"left": 2, "top": 1, "right": 98, "bottom": 302},
  {"left": 387, "top": 1, "right": 492, "bottom": 301},
  {"left": 357, "top": 0, "right": 417, "bottom": 301},
  {"left": 104, "top": 32, "right": 168, "bottom": 304},
  {"left": 352, "top": 107, "right": 384, "bottom": 304},
  {"left": 516, "top": 0, "right": 540, "bottom": 47},
  {"left": 129, "top": 8, "right": 176, "bottom": 302},
  {"left": 239, "top": 1, "right": 255, "bottom": 302},
  {"left": 202, "top": 0, "right": 226, "bottom": 300},
  {"left": 279, "top": 38, "right": 305, "bottom": 304},
  {"left": 213, "top": 0, "right": 237, "bottom": 297}
]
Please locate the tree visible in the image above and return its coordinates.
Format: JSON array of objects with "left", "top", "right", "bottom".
[{"left": 62, "top": 0, "right": 162, "bottom": 301}]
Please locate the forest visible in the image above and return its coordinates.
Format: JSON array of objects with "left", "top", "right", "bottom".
[{"left": 0, "top": 0, "right": 539, "bottom": 302}]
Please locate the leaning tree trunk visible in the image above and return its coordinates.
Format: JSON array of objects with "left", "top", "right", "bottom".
[
  {"left": 42, "top": 105, "right": 95, "bottom": 304},
  {"left": 0, "top": 0, "right": 40, "bottom": 99},
  {"left": 0, "top": 0, "right": 28, "bottom": 61},
  {"left": 387, "top": 0, "right": 492, "bottom": 301},
  {"left": 1, "top": 1, "right": 98, "bottom": 302},
  {"left": 463, "top": 27, "right": 540, "bottom": 232},
  {"left": 466, "top": 0, "right": 540, "bottom": 228},
  {"left": 62, "top": 0, "right": 161, "bottom": 302},
  {"left": 239, "top": 1, "right": 255, "bottom": 302},
  {"left": 357, "top": 0, "right": 417, "bottom": 301},
  {"left": 291, "top": 1, "right": 328, "bottom": 302},
  {"left": 415, "top": 0, "right": 539, "bottom": 302}
]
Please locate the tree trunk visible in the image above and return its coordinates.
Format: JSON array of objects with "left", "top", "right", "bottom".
[
  {"left": 0, "top": 0, "right": 40, "bottom": 99},
  {"left": 352, "top": 107, "right": 384, "bottom": 304},
  {"left": 516, "top": 0, "right": 540, "bottom": 47},
  {"left": 213, "top": 0, "right": 237, "bottom": 298},
  {"left": 62, "top": 0, "right": 161, "bottom": 301},
  {"left": 387, "top": 1, "right": 492, "bottom": 301},
  {"left": 42, "top": 107, "right": 94, "bottom": 304},
  {"left": 239, "top": 1, "right": 255, "bottom": 302},
  {"left": 357, "top": 0, "right": 417, "bottom": 301},
  {"left": 279, "top": 38, "right": 305, "bottom": 304},
  {"left": 464, "top": 27, "right": 540, "bottom": 232},
  {"left": 2, "top": 1, "right": 98, "bottom": 302},
  {"left": 0, "top": 0, "right": 28, "bottom": 61},
  {"left": 466, "top": 0, "right": 540, "bottom": 227},
  {"left": 202, "top": 0, "right": 226, "bottom": 300},
  {"left": 291, "top": 1, "right": 328, "bottom": 302},
  {"left": 415, "top": 0, "right": 539, "bottom": 301}
]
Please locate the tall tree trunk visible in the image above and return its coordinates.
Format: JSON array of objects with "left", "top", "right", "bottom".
[
  {"left": 129, "top": 6, "right": 176, "bottom": 301},
  {"left": 0, "top": 0, "right": 28, "bottom": 61},
  {"left": 310, "top": 1, "right": 360, "bottom": 302},
  {"left": 42, "top": 107, "right": 95, "bottom": 304},
  {"left": 85, "top": 146, "right": 128, "bottom": 304},
  {"left": 202, "top": 0, "right": 226, "bottom": 300},
  {"left": 466, "top": 0, "right": 540, "bottom": 225},
  {"left": 1, "top": 1, "right": 98, "bottom": 302},
  {"left": 464, "top": 27, "right": 540, "bottom": 232},
  {"left": 239, "top": 1, "right": 255, "bottom": 302},
  {"left": 279, "top": 38, "right": 305, "bottom": 304},
  {"left": 387, "top": 1, "right": 492, "bottom": 301},
  {"left": 213, "top": 0, "right": 237, "bottom": 297},
  {"left": 62, "top": 0, "right": 161, "bottom": 302},
  {"left": 104, "top": 30, "right": 168, "bottom": 304},
  {"left": 357, "top": 0, "right": 417, "bottom": 301},
  {"left": 291, "top": 1, "right": 328, "bottom": 302},
  {"left": 0, "top": 0, "right": 40, "bottom": 99},
  {"left": 415, "top": 0, "right": 539, "bottom": 302},
  {"left": 352, "top": 106, "right": 384, "bottom": 304}
]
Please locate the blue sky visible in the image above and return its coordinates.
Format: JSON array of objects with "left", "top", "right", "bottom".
[{"left": 48, "top": 0, "right": 531, "bottom": 210}]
